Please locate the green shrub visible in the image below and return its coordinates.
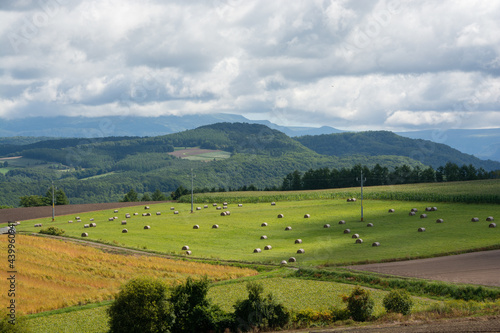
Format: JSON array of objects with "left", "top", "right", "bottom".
[
  {"left": 383, "top": 289, "right": 413, "bottom": 315},
  {"left": 107, "top": 277, "right": 174, "bottom": 333},
  {"left": 233, "top": 282, "right": 290, "bottom": 332},
  {"left": 342, "top": 286, "right": 374, "bottom": 322},
  {"left": 39, "top": 226, "right": 65, "bottom": 236}
]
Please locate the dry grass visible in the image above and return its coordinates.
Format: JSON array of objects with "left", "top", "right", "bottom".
[{"left": 0, "top": 235, "right": 257, "bottom": 315}]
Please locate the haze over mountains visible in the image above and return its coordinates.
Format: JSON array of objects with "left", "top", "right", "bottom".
[{"left": 0, "top": 114, "right": 499, "bottom": 163}]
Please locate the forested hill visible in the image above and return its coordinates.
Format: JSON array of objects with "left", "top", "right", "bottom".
[{"left": 295, "top": 131, "right": 500, "bottom": 171}]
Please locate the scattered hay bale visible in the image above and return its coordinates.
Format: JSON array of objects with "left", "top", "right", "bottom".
[
  {"left": 225, "top": 211, "right": 231, "bottom": 215},
  {"left": 114, "top": 210, "right": 119, "bottom": 213},
  {"left": 185, "top": 250, "right": 192, "bottom": 255},
  {"left": 323, "top": 224, "right": 330, "bottom": 228},
  {"left": 156, "top": 212, "right": 161, "bottom": 215},
  {"left": 84, "top": 224, "right": 90, "bottom": 228},
  {"left": 170, "top": 207, "right": 175, "bottom": 210},
  {"left": 343, "top": 229, "right": 351, "bottom": 234},
  {"left": 90, "top": 218, "right": 94, "bottom": 221},
  {"left": 425, "top": 207, "right": 432, "bottom": 212},
  {"left": 114, "top": 216, "right": 119, "bottom": 219},
  {"left": 271, "top": 202, "right": 276, "bottom": 206},
  {"left": 338, "top": 220, "right": 346, "bottom": 224},
  {"left": 122, "top": 229, "right": 128, "bottom": 233},
  {"left": 109, "top": 217, "right": 114, "bottom": 221},
  {"left": 81, "top": 232, "right": 88, "bottom": 237},
  {"left": 420, "top": 214, "right": 427, "bottom": 218},
  {"left": 238, "top": 204, "right": 243, "bottom": 207},
  {"left": 34, "top": 223, "right": 42, "bottom": 227},
  {"left": 372, "top": 242, "right": 380, "bottom": 247},
  {"left": 347, "top": 198, "right": 357, "bottom": 202},
  {"left": 125, "top": 214, "right": 131, "bottom": 218},
  {"left": 367, "top": 223, "right": 374, "bottom": 227},
  {"left": 352, "top": 233, "right": 359, "bottom": 239},
  {"left": 295, "top": 239, "right": 302, "bottom": 244},
  {"left": 409, "top": 212, "right": 416, "bottom": 216},
  {"left": 193, "top": 225, "right": 200, "bottom": 229},
  {"left": 212, "top": 224, "right": 219, "bottom": 229},
  {"left": 285, "top": 226, "right": 292, "bottom": 231},
  {"left": 436, "top": 219, "right": 444, "bottom": 223},
  {"left": 134, "top": 213, "right": 139, "bottom": 216},
  {"left": 304, "top": 214, "right": 310, "bottom": 218},
  {"left": 223, "top": 202, "right": 228, "bottom": 205},
  {"left": 174, "top": 211, "right": 179, "bottom": 215},
  {"left": 261, "top": 222, "right": 268, "bottom": 227},
  {"left": 223, "top": 206, "right": 228, "bottom": 209},
  {"left": 471, "top": 217, "right": 479, "bottom": 222},
  {"left": 253, "top": 248, "right": 261, "bottom": 253},
  {"left": 418, "top": 227, "right": 426, "bottom": 232},
  {"left": 75, "top": 216, "right": 80, "bottom": 220},
  {"left": 144, "top": 206, "right": 150, "bottom": 210},
  {"left": 431, "top": 207, "right": 438, "bottom": 211},
  {"left": 220, "top": 212, "right": 227, "bottom": 216},
  {"left": 289, "top": 257, "right": 296, "bottom": 263},
  {"left": 213, "top": 203, "right": 217, "bottom": 206},
  {"left": 204, "top": 205, "right": 208, "bottom": 208},
  {"left": 142, "top": 213, "right": 147, "bottom": 217},
  {"left": 260, "top": 235, "right": 267, "bottom": 239},
  {"left": 216, "top": 207, "right": 222, "bottom": 210},
  {"left": 281, "top": 260, "right": 287, "bottom": 265},
  {"left": 196, "top": 207, "right": 201, "bottom": 210},
  {"left": 297, "top": 248, "right": 305, "bottom": 254},
  {"left": 486, "top": 216, "right": 494, "bottom": 221},
  {"left": 182, "top": 245, "right": 189, "bottom": 250},
  {"left": 489, "top": 223, "right": 497, "bottom": 228},
  {"left": 90, "top": 223, "right": 96, "bottom": 227},
  {"left": 278, "top": 213, "right": 284, "bottom": 218},
  {"left": 68, "top": 220, "right": 73, "bottom": 223},
  {"left": 388, "top": 209, "right": 395, "bottom": 213},
  {"left": 144, "top": 225, "right": 151, "bottom": 229},
  {"left": 264, "top": 245, "right": 272, "bottom": 250},
  {"left": 355, "top": 238, "right": 363, "bottom": 244},
  {"left": 411, "top": 208, "right": 418, "bottom": 212},
  {"left": 121, "top": 221, "right": 127, "bottom": 225}
]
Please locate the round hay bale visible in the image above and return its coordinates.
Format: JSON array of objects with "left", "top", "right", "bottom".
[
  {"left": 121, "top": 221, "right": 127, "bottom": 225},
  {"left": 223, "top": 202, "right": 228, "bottom": 205},
  {"left": 223, "top": 206, "right": 228, "bottom": 209},
  {"left": 90, "top": 218, "right": 94, "bottom": 221},
  {"left": 238, "top": 204, "right": 243, "bottom": 207},
  {"left": 193, "top": 225, "right": 199, "bottom": 229},
  {"left": 212, "top": 224, "right": 219, "bottom": 229},
  {"left": 125, "top": 214, "right": 131, "bottom": 218},
  {"left": 471, "top": 217, "right": 479, "bottom": 222},
  {"left": 75, "top": 216, "right": 80, "bottom": 220},
  {"left": 352, "top": 233, "right": 359, "bottom": 239},
  {"left": 431, "top": 207, "right": 438, "bottom": 211},
  {"left": 367, "top": 223, "right": 374, "bottom": 227},
  {"left": 76, "top": 219, "right": 82, "bottom": 223},
  {"left": 170, "top": 207, "right": 175, "bottom": 210},
  {"left": 142, "top": 213, "right": 147, "bottom": 217},
  {"left": 411, "top": 208, "right": 418, "bottom": 212},
  {"left": 425, "top": 207, "right": 432, "bottom": 212},
  {"left": 409, "top": 212, "right": 416, "bottom": 216},
  {"left": 68, "top": 220, "right": 73, "bottom": 223},
  {"left": 213, "top": 203, "right": 217, "bottom": 206},
  {"left": 134, "top": 213, "right": 139, "bottom": 216},
  {"left": 204, "top": 205, "right": 208, "bottom": 208},
  {"left": 182, "top": 245, "right": 189, "bottom": 250},
  {"left": 343, "top": 229, "right": 351, "bottom": 234},
  {"left": 122, "top": 229, "right": 128, "bottom": 233},
  {"left": 220, "top": 212, "right": 227, "bottom": 216},
  {"left": 81, "top": 232, "right": 88, "bottom": 237},
  {"left": 304, "top": 214, "right": 310, "bottom": 218},
  {"left": 109, "top": 217, "right": 114, "bottom": 221},
  {"left": 253, "top": 248, "right": 261, "bottom": 253},
  {"left": 216, "top": 206, "right": 222, "bottom": 210},
  {"left": 144, "top": 225, "right": 151, "bottom": 229},
  {"left": 355, "top": 238, "right": 363, "bottom": 244},
  {"left": 174, "top": 211, "right": 179, "bottom": 215},
  {"left": 260, "top": 235, "right": 267, "bottom": 239},
  {"left": 418, "top": 227, "right": 426, "bottom": 232},
  {"left": 114, "top": 216, "right": 119, "bottom": 219},
  {"left": 185, "top": 250, "right": 192, "bottom": 255},
  {"left": 486, "top": 216, "right": 494, "bottom": 221},
  {"left": 144, "top": 206, "right": 150, "bottom": 210},
  {"left": 261, "top": 222, "right": 268, "bottom": 227},
  {"left": 225, "top": 211, "right": 231, "bottom": 215},
  {"left": 156, "top": 212, "right": 161, "bottom": 215},
  {"left": 196, "top": 207, "right": 202, "bottom": 210},
  {"left": 297, "top": 248, "right": 305, "bottom": 254},
  {"left": 114, "top": 210, "right": 119, "bottom": 213},
  {"left": 372, "top": 242, "right": 380, "bottom": 247},
  {"left": 420, "top": 214, "right": 427, "bottom": 218},
  {"left": 289, "top": 257, "right": 296, "bottom": 262},
  {"left": 285, "top": 226, "right": 292, "bottom": 231},
  {"left": 489, "top": 223, "right": 496, "bottom": 228},
  {"left": 271, "top": 202, "right": 276, "bottom": 206},
  {"left": 281, "top": 260, "right": 287, "bottom": 265},
  {"left": 388, "top": 209, "right": 395, "bottom": 213},
  {"left": 278, "top": 213, "right": 284, "bottom": 218},
  {"left": 295, "top": 239, "right": 302, "bottom": 244},
  {"left": 338, "top": 220, "right": 346, "bottom": 224},
  {"left": 323, "top": 224, "right": 330, "bottom": 228},
  {"left": 436, "top": 218, "right": 444, "bottom": 223},
  {"left": 90, "top": 223, "right": 96, "bottom": 227},
  {"left": 84, "top": 224, "right": 90, "bottom": 228},
  {"left": 264, "top": 245, "right": 272, "bottom": 250}
]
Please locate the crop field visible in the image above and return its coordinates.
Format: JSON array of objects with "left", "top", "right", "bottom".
[
  {"left": 169, "top": 147, "right": 231, "bottom": 161},
  {"left": 17, "top": 198, "right": 500, "bottom": 267},
  {"left": 0, "top": 235, "right": 257, "bottom": 315}
]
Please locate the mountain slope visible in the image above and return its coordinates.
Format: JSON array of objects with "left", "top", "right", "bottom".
[{"left": 295, "top": 131, "right": 500, "bottom": 171}]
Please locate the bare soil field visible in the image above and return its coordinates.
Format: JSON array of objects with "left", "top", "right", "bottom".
[
  {"left": 168, "top": 148, "right": 223, "bottom": 158},
  {"left": 346, "top": 250, "right": 500, "bottom": 287},
  {"left": 0, "top": 201, "right": 167, "bottom": 223}
]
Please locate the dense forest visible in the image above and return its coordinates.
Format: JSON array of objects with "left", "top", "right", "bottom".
[{"left": 0, "top": 123, "right": 498, "bottom": 207}]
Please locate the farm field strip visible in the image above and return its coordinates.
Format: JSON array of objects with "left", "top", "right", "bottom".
[{"left": 16, "top": 199, "right": 500, "bottom": 266}]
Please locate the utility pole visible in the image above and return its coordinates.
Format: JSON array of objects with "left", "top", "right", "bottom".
[
  {"left": 190, "top": 169, "right": 195, "bottom": 213},
  {"left": 357, "top": 170, "right": 366, "bottom": 222},
  {"left": 51, "top": 181, "right": 56, "bottom": 222}
]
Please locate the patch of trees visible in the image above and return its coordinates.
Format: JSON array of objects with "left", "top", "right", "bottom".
[
  {"left": 281, "top": 162, "right": 491, "bottom": 191},
  {"left": 19, "top": 188, "right": 69, "bottom": 207}
]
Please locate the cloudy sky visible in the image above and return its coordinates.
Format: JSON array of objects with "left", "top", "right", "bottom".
[{"left": 1, "top": 0, "right": 499, "bottom": 131}]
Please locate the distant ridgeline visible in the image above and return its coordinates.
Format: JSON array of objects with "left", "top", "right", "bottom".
[{"left": 0, "top": 123, "right": 498, "bottom": 207}]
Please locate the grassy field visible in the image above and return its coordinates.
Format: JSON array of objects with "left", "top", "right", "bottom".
[
  {"left": 169, "top": 147, "right": 231, "bottom": 161},
  {"left": 16, "top": 198, "right": 500, "bottom": 266}
]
